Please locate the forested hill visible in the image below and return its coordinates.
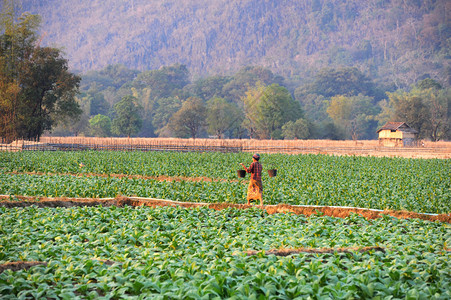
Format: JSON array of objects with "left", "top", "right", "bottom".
[{"left": 18, "top": 0, "right": 450, "bottom": 89}]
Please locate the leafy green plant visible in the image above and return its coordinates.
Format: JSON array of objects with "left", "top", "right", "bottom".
[
  {"left": 0, "top": 151, "right": 449, "bottom": 213},
  {"left": 0, "top": 206, "right": 449, "bottom": 298}
]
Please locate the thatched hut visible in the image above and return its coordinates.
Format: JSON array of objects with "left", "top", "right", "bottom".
[{"left": 377, "top": 122, "right": 418, "bottom": 147}]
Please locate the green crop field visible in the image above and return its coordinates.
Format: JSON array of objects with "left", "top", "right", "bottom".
[
  {"left": 0, "top": 151, "right": 450, "bottom": 299},
  {"left": 0, "top": 151, "right": 450, "bottom": 213}
]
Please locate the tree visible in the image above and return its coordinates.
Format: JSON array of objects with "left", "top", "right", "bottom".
[
  {"left": 282, "top": 118, "right": 310, "bottom": 140},
  {"left": 297, "top": 67, "right": 384, "bottom": 100},
  {"left": 319, "top": 121, "right": 344, "bottom": 140},
  {"left": 89, "top": 114, "right": 111, "bottom": 137},
  {"left": 295, "top": 93, "right": 330, "bottom": 123},
  {"left": 19, "top": 46, "right": 82, "bottom": 139},
  {"left": 425, "top": 88, "right": 450, "bottom": 141},
  {"left": 18, "top": 0, "right": 451, "bottom": 89},
  {"left": 100, "top": 64, "right": 139, "bottom": 89},
  {"left": 414, "top": 79, "right": 450, "bottom": 141},
  {"left": 206, "top": 97, "right": 243, "bottom": 138},
  {"left": 191, "top": 75, "right": 231, "bottom": 101},
  {"left": 85, "top": 87, "right": 109, "bottom": 116},
  {"left": 132, "top": 87, "right": 155, "bottom": 137},
  {"left": 48, "top": 95, "right": 91, "bottom": 137},
  {"left": 81, "top": 64, "right": 139, "bottom": 91},
  {"left": 385, "top": 91, "right": 430, "bottom": 139},
  {"left": 134, "top": 63, "right": 189, "bottom": 100},
  {"left": 327, "top": 94, "right": 379, "bottom": 140},
  {"left": 243, "top": 83, "right": 302, "bottom": 139},
  {"left": 416, "top": 78, "right": 442, "bottom": 91},
  {"left": 111, "top": 95, "right": 142, "bottom": 137},
  {"left": 168, "top": 97, "right": 206, "bottom": 138},
  {"left": 223, "top": 66, "right": 285, "bottom": 104},
  {"left": 379, "top": 78, "right": 450, "bottom": 141},
  {"left": 151, "top": 97, "right": 182, "bottom": 137},
  {"left": 0, "top": 11, "right": 81, "bottom": 142}
]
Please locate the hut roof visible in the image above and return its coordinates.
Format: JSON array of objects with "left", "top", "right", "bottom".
[{"left": 377, "top": 122, "right": 418, "bottom": 133}]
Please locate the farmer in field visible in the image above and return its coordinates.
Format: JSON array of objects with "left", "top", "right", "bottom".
[{"left": 240, "top": 153, "right": 263, "bottom": 206}]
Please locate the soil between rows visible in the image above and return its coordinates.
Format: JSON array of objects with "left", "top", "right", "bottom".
[
  {"left": 0, "top": 195, "right": 449, "bottom": 223},
  {"left": 7, "top": 171, "right": 238, "bottom": 183},
  {"left": 0, "top": 247, "right": 385, "bottom": 273},
  {"left": 0, "top": 261, "right": 47, "bottom": 273}
]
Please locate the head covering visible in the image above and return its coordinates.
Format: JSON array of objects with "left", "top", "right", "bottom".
[{"left": 252, "top": 153, "right": 260, "bottom": 161}]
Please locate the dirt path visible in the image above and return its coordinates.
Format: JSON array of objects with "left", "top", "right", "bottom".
[{"left": 1, "top": 195, "right": 449, "bottom": 223}]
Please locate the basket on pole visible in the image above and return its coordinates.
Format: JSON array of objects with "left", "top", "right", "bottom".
[{"left": 268, "top": 169, "right": 277, "bottom": 177}]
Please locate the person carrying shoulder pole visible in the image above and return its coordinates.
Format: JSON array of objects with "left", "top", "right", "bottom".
[{"left": 240, "top": 153, "right": 263, "bottom": 206}]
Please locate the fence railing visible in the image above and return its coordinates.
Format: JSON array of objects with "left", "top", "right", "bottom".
[
  {"left": 0, "top": 142, "right": 332, "bottom": 153},
  {"left": 0, "top": 142, "right": 244, "bottom": 153}
]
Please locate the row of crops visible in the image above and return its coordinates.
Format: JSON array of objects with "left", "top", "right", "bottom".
[
  {"left": 0, "top": 151, "right": 450, "bottom": 298},
  {"left": 0, "top": 151, "right": 450, "bottom": 213},
  {"left": 1, "top": 205, "right": 450, "bottom": 299}
]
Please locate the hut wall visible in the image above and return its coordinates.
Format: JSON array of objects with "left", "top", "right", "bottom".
[
  {"left": 401, "top": 132, "right": 417, "bottom": 139},
  {"left": 378, "top": 130, "right": 403, "bottom": 139}
]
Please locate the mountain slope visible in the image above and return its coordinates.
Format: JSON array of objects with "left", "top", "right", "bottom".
[{"left": 17, "top": 0, "right": 451, "bottom": 88}]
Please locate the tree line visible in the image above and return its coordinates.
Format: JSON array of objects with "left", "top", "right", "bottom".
[
  {"left": 58, "top": 63, "right": 449, "bottom": 142},
  {"left": 1, "top": 11, "right": 450, "bottom": 142}
]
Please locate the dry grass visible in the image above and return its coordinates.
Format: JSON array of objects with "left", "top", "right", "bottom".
[
  {"left": 39, "top": 136, "right": 381, "bottom": 148},
  {"left": 35, "top": 137, "right": 451, "bottom": 158},
  {"left": 1, "top": 137, "right": 450, "bottom": 158},
  {"left": 37, "top": 136, "right": 450, "bottom": 149}
]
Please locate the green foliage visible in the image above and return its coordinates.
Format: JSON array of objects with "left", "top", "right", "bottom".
[
  {"left": 71, "top": 65, "right": 292, "bottom": 139},
  {"left": 0, "top": 151, "right": 449, "bottom": 214},
  {"left": 88, "top": 114, "right": 111, "bottom": 137},
  {"left": 317, "top": 121, "right": 344, "bottom": 140},
  {"left": 168, "top": 97, "right": 206, "bottom": 138},
  {"left": 100, "top": 64, "right": 140, "bottom": 89},
  {"left": 191, "top": 75, "right": 232, "bottom": 101},
  {"left": 81, "top": 64, "right": 139, "bottom": 91},
  {"left": 111, "top": 95, "right": 142, "bottom": 137},
  {"left": 282, "top": 118, "right": 310, "bottom": 140},
  {"left": 295, "top": 93, "right": 330, "bottom": 123},
  {"left": 0, "top": 11, "right": 81, "bottom": 141},
  {"left": 206, "top": 97, "right": 243, "bottom": 138},
  {"left": 385, "top": 83, "right": 450, "bottom": 141},
  {"left": 134, "top": 64, "right": 189, "bottom": 100},
  {"left": 85, "top": 90, "right": 109, "bottom": 116},
  {"left": 415, "top": 78, "right": 443, "bottom": 91},
  {"left": 243, "top": 83, "right": 302, "bottom": 139},
  {"left": 223, "top": 66, "right": 285, "bottom": 104},
  {"left": 0, "top": 205, "right": 449, "bottom": 298},
  {"left": 297, "top": 67, "right": 382, "bottom": 100},
  {"left": 151, "top": 97, "right": 182, "bottom": 137},
  {"left": 327, "top": 94, "right": 379, "bottom": 140}
]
